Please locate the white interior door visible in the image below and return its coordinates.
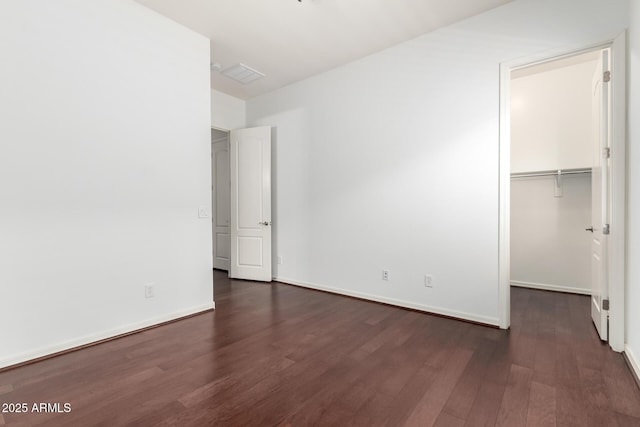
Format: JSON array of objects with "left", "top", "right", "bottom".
[
  {"left": 212, "top": 136, "right": 230, "bottom": 271},
  {"left": 230, "top": 126, "right": 272, "bottom": 281},
  {"left": 590, "top": 49, "right": 610, "bottom": 341}
]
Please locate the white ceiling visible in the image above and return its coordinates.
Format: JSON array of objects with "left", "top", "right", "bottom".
[{"left": 134, "top": 0, "right": 512, "bottom": 100}]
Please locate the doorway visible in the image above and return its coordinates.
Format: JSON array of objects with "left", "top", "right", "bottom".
[
  {"left": 212, "top": 127, "right": 231, "bottom": 272},
  {"left": 510, "top": 49, "right": 605, "bottom": 335},
  {"left": 510, "top": 52, "right": 599, "bottom": 290},
  {"left": 210, "top": 126, "right": 273, "bottom": 281},
  {"left": 498, "top": 34, "right": 626, "bottom": 352}
]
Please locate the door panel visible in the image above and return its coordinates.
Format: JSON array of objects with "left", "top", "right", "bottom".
[
  {"left": 237, "top": 138, "right": 263, "bottom": 229},
  {"left": 230, "top": 126, "right": 272, "bottom": 281},
  {"left": 237, "top": 237, "right": 264, "bottom": 266},
  {"left": 590, "top": 49, "right": 610, "bottom": 341}
]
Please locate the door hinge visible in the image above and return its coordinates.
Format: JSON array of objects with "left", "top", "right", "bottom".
[
  {"left": 603, "top": 71, "right": 611, "bottom": 83},
  {"left": 603, "top": 147, "right": 611, "bottom": 159},
  {"left": 603, "top": 223, "right": 610, "bottom": 235},
  {"left": 603, "top": 299, "right": 610, "bottom": 310}
]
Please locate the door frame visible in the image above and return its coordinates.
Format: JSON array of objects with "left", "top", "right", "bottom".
[{"left": 498, "top": 33, "right": 626, "bottom": 352}]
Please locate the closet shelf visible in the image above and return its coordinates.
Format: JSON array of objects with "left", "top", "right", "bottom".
[{"left": 511, "top": 167, "right": 592, "bottom": 179}]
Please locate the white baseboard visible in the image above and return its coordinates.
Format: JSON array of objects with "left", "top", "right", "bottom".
[
  {"left": 625, "top": 345, "right": 640, "bottom": 387},
  {"left": 275, "top": 276, "right": 499, "bottom": 326},
  {"left": 0, "top": 302, "right": 215, "bottom": 370},
  {"left": 510, "top": 280, "right": 591, "bottom": 295}
]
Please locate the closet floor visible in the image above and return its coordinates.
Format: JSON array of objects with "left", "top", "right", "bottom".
[{"left": 1, "top": 273, "right": 639, "bottom": 426}]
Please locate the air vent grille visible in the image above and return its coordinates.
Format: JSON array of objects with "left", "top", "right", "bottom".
[{"left": 221, "top": 63, "right": 265, "bottom": 84}]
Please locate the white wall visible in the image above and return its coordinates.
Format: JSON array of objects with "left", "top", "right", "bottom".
[
  {"left": 211, "top": 89, "right": 246, "bottom": 130},
  {"left": 0, "top": 0, "right": 213, "bottom": 368},
  {"left": 511, "top": 176, "right": 591, "bottom": 293},
  {"left": 511, "top": 60, "right": 597, "bottom": 173},
  {"left": 246, "top": 0, "right": 629, "bottom": 325},
  {"left": 626, "top": 1, "right": 640, "bottom": 376}
]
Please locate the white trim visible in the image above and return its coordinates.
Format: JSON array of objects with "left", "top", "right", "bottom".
[
  {"left": 625, "top": 345, "right": 640, "bottom": 386},
  {"left": 504, "top": 39, "right": 616, "bottom": 72},
  {"left": 510, "top": 281, "right": 591, "bottom": 295},
  {"left": 275, "top": 276, "right": 499, "bottom": 326},
  {"left": 0, "top": 302, "right": 215, "bottom": 370},
  {"left": 498, "top": 62, "right": 511, "bottom": 330},
  {"left": 498, "top": 34, "right": 627, "bottom": 349}
]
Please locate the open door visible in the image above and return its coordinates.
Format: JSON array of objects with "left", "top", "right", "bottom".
[
  {"left": 230, "top": 126, "right": 272, "bottom": 281},
  {"left": 590, "top": 49, "right": 610, "bottom": 341}
]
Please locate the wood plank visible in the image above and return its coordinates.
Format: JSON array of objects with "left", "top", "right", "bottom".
[
  {"left": 0, "top": 384, "right": 13, "bottom": 396},
  {"left": 464, "top": 381, "right": 506, "bottom": 427},
  {"left": 526, "top": 381, "right": 556, "bottom": 426},
  {"left": 442, "top": 336, "right": 496, "bottom": 420},
  {"left": 434, "top": 411, "right": 466, "bottom": 427},
  {"left": 403, "top": 346, "right": 473, "bottom": 426},
  {"left": 495, "top": 364, "right": 533, "bottom": 426},
  {"left": 382, "top": 363, "right": 440, "bottom": 426},
  {"left": 556, "top": 385, "right": 590, "bottom": 427},
  {"left": 604, "top": 351, "right": 640, "bottom": 418}
]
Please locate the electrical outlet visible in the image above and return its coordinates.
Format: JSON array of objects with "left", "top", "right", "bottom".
[
  {"left": 277, "top": 255, "right": 283, "bottom": 265},
  {"left": 198, "top": 207, "right": 209, "bottom": 218},
  {"left": 382, "top": 269, "right": 390, "bottom": 281},
  {"left": 424, "top": 274, "right": 434, "bottom": 288},
  {"left": 145, "top": 283, "right": 155, "bottom": 299}
]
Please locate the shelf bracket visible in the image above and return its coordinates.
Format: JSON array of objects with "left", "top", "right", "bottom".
[{"left": 554, "top": 170, "right": 563, "bottom": 198}]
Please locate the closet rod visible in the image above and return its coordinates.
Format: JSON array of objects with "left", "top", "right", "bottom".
[{"left": 511, "top": 167, "right": 592, "bottom": 179}]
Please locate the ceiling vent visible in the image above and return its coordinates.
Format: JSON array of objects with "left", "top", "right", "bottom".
[{"left": 221, "top": 63, "right": 265, "bottom": 84}]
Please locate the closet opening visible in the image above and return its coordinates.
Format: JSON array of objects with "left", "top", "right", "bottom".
[
  {"left": 498, "top": 33, "right": 627, "bottom": 352},
  {"left": 510, "top": 51, "right": 600, "bottom": 290}
]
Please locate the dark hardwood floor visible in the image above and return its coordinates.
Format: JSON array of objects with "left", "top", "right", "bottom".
[{"left": 2, "top": 271, "right": 640, "bottom": 426}]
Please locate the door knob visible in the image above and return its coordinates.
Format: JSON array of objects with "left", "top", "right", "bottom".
[
  {"left": 586, "top": 227, "right": 594, "bottom": 232},
  {"left": 259, "top": 221, "right": 271, "bottom": 226}
]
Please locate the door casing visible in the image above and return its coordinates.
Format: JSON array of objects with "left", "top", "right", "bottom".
[{"left": 498, "top": 33, "right": 626, "bottom": 352}]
